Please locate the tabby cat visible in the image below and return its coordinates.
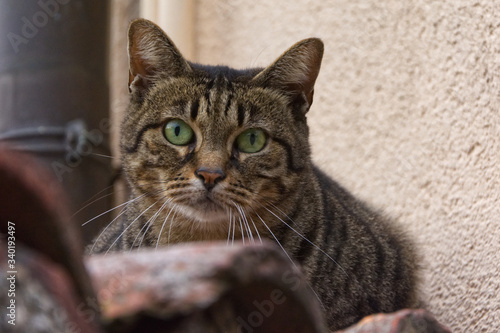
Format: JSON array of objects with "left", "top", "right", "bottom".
[{"left": 91, "top": 18, "right": 418, "bottom": 330}]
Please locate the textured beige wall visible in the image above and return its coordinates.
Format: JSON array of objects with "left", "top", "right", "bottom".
[{"left": 193, "top": 1, "right": 499, "bottom": 332}]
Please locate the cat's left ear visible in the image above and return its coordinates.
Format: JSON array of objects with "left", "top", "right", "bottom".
[
  {"left": 252, "top": 38, "right": 324, "bottom": 114},
  {"left": 128, "top": 19, "right": 192, "bottom": 97}
]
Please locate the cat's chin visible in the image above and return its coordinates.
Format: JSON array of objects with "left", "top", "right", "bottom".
[{"left": 177, "top": 200, "right": 229, "bottom": 224}]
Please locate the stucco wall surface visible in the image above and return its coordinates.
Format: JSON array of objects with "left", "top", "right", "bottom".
[{"left": 193, "top": 1, "right": 500, "bottom": 332}]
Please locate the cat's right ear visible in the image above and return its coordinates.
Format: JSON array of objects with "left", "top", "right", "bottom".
[
  {"left": 128, "top": 19, "right": 192, "bottom": 98},
  {"left": 251, "top": 38, "right": 323, "bottom": 115}
]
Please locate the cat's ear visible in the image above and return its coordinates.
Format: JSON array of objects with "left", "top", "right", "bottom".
[
  {"left": 128, "top": 19, "right": 192, "bottom": 97},
  {"left": 252, "top": 38, "right": 324, "bottom": 114}
]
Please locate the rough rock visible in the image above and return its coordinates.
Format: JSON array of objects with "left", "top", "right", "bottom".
[{"left": 86, "top": 242, "right": 327, "bottom": 333}]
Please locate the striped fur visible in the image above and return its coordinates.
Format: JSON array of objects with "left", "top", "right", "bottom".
[{"left": 90, "top": 19, "right": 418, "bottom": 331}]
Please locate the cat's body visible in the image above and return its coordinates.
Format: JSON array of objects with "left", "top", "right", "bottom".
[{"left": 91, "top": 19, "right": 418, "bottom": 330}]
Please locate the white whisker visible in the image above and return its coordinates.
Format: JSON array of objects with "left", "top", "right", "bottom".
[
  {"left": 156, "top": 203, "right": 176, "bottom": 250},
  {"left": 259, "top": 202, "right": 347, "bottom": 276},
  {"left": 89, "top": 206, "right": 129, "bottom": 254},
  {"left": 227, "top": 208, "right": 233, "bottom": 246},
  {"left": 82, "top": 192, "right": 151, "bottom": 226},
  {"left": 253, "top": 209, "right": 326, "bottom": 311},
  {"left": 238, "top": 216, "right": 245, "bottom": 245},
  {"left": 245, "top": 215, "right": 255, "bottom": 244},
  {"left": 91, "top": 153, "right": 115, "bottom": 159},
  {"left": 265, "top": 200, "right": 301, "bottom": 227},
  {"left": 242, "top": 206, "right": 255, "bottom": 244},
  {"left": 231, "top": 213, "right": 236, "bottom": 246},
  {"left": 136, "top": 198, "right": 171, "bottom": 250},
  {"left": 254, "top": 211, "right": 297, "bottom": 267},
  {"left": 129, "top": 196, "right": 169, "bottom": 251},
  {"left": 234, "top": 203, "right": 253, "bottom": 244},
  {"left": 249, "top": 215, "right": 263, "bottom": 244},
  {"left": 105, "top": 196, "right": 166, "bottom": 255},
  {"left": 73, "top": 186, "right": 115, "bottom": 218},
  {"left": 130, "top": 220, "right": 150, "bottom": 251},
  {"left": 167, "top": 208, "right": 178, "bottom": 245}
]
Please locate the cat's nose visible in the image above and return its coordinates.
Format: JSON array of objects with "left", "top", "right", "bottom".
[{"left": 195, "top": 167, "right": 225, "bottom": 189}]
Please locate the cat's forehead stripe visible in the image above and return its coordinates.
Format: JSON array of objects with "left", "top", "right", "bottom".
[
  {"left": 223, "top": 91, "right": 233, "bottom": 117},
  {"left": 196, "top": 75, "right": 237, "bottom": 120},
  {"left": 237, "top": 104, "right": 245, "bottom": 127},
  {"left": 190, "top": 99, "right": 200, "bottom": 120},
  {"left": 203, "top": 78, "right": 215, "bottom": 114}
]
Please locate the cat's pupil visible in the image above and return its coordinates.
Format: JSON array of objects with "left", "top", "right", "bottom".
[
  {"left": 250, "top": 133, "right": 256, "bottom": 146},
  {"left": 174, "top": 125, "right": 180, "bottom": 137}
]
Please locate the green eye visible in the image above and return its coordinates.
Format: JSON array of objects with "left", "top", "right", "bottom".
[
  {"left": 164, "top": 119, "right": 194, "bottom": 146},
  {"left": 236, "top": 129, "right": 267, "bottom": 153}
]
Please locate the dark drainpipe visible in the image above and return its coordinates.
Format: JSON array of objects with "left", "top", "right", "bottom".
[{"left": 0, "top": 0, "right": 111, "bottom": 245}]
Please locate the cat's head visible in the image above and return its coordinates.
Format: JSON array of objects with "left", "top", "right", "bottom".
[{"left": 121, "top": 19, "right": 323, "bottom": 240}]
